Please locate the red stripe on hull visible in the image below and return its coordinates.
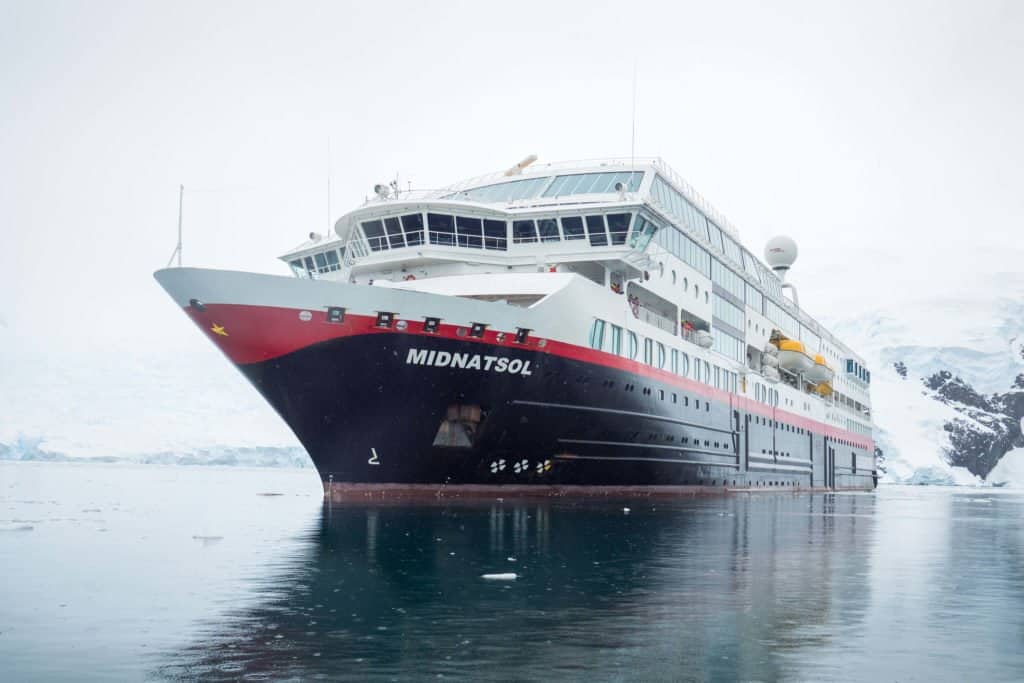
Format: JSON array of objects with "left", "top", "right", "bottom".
[{"left": 183, "top": 302, "right": 874, "bottom": 451}]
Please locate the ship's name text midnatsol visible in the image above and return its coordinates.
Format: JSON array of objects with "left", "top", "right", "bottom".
[{"left": 405, "top": 348, "right": 533, "bottom": 376}]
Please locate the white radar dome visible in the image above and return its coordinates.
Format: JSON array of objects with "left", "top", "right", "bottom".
[{"left": 764, "top": 235, "right": 798, "bottom": 279}]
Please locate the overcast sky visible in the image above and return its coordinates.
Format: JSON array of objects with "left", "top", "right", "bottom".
[{"left": 2, "top": 0, "right": 1022, "bottom": 356}]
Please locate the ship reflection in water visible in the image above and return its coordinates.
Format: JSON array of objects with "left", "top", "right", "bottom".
[{"left": 153, "top": 488, "right": 1024, "bottom": 682}]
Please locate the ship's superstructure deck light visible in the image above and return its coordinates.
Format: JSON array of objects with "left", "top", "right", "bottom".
[
  {"left": 423, "top": 317, "right": 440, "bottom": 333},
  {"left": 470, "top": 323, "right": 487, "bottom": 338},
  {"left": 326, "top": 306, "right": 345, "bottom": 323},
  {"left": 375, "top": 311, "right": 395, "bottom": 328}
]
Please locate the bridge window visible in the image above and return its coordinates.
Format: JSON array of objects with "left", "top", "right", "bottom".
[
  {"left": 324, "top": 249, "right": 340, "bottom": 271},
  {"left": 537, "top": 218, "right": 560, "bottom": 242},
  {"left": 513, "top": 220, "right": 538, "bottom": 244},
  {"left": 483, "top": 219, "right": 507, "bottom": 250},
  {"left": 401, "top": 213, "right": 424, "bottom": 246},
  {"left": 289, "top": 259, "right": 306, "bottom": 278},
  {"left": 607, "top": 213, "right": 631, "bottom": 246},
  {"left": 384, "top": 217, "right": 405, "bottom": 248},
  {"left": 427, "top": 213, "right": 455, "bottom": 246},
  {"left": 362, "top": 219, "right": 387, "bottom": 252},
  {"left": 561, "top": 216, "right": 585, "bottom": 240},
  {"left": 586, "top": 215, "right": 608, "bottom": 246},
  {"left": 456, "top": 216, "right": 483, "bottom": 248}
]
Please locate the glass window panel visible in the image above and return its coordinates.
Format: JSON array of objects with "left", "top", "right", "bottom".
[
  {"left": 362, "top": 219, "right": 387, "bottom": 252},
  {"left": 586, "top": 215, "right": 608, "bottom": 246},
  {"left": 456, "top": 216, "right": 483, "bottom": 248},
  {"left": 384, "top": 217, "right": 405, "bottom": 248},
  {"left": 314, "top": 252, "right": 328, "bottom": 271},
  {"left": 544, "top": 175, "right": 570, "bottom": 196},
  {"left": 325, "top": 250, "right": 340, "bottom": 268},
  {"left": 707, "top": 222, "right": 724, "bottom": 251},
  {"left": 606, "top": 213, "right": 631, "bottom": 245},
  {"left": 401, "top": 213, "right": 424, "bottom": 246},
  {"left": 483, "top": 219, "right": 507, "bottom": 250},
  {"left": 537, "top": 218, "right": 560, "bottom": 242},
  {"left": 512, "top": 220, "right": 538, "bottom": 243},
  {"left": 561, "top": 216, "right": 585, "bottom": 240},
  {"left": 427, "top": 213, "right": 455, "bottom": 246}
]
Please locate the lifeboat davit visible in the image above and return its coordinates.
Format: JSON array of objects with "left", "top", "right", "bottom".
[
  {"left": 776, "top": 340, "right": 814, "bottom": 374},
  {"left": 806, "top": 354, "right": 834, "bottom": 384}
]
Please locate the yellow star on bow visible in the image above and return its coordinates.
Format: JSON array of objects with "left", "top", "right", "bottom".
[{"left": 210, "top": 323, "right": 229, "bottom": 337}]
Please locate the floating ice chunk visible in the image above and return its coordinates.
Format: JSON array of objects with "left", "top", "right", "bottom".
[{"left": 482, "top": 573, "right": 517, "bottom": 580}]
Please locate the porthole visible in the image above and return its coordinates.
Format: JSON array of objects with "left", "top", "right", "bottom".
[
  {"left": 694, "top": 284, "right": 700, "bottom": 298},
  {"left": 683, "top": 277, "right": 689, "bottom": 291},
  {"left": 704, "top": 291, "right": 709, "bottom": 304},
  {"left": 671, "top": 269, "right": 677, "bottom": 284},
  {"left": 659, "top": 262, "right": 665, "bottom": 278}
]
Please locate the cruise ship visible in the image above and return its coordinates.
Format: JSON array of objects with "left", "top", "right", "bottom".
[{"left": 155, "top": 156, "right": 876, "bottom": 495}]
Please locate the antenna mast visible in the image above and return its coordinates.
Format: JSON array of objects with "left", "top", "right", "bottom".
[
  {"left": 176, "top": 184, "right": 183, "bottom": 266},
  {"left": 327, "top": 138, "right": 332, "bottom": 233},
  {"left": 630, "top": 60, "right": 637, "bottom": 169},
  {"left": 166, "top": 184, "right": 184, "bottom": 268}
]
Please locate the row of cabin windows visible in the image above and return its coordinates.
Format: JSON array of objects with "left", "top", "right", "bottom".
[
  {"left": 589, "top": 319, "right": 738, "bottom": 393},
  {"left": 753, "top": 415, "right": 807, "bottom": 436},
  {"left": 846, "top": 359, "right": 871, "bottom": 384},
  {"left": 289, "top": 248, "right": 342, "bottom": 278},
  {"left": 360, "top": 212, "right": 635, "bottom": 252},
  {"left": 753, "top": 382, "right": 779, "bottom": 407}
]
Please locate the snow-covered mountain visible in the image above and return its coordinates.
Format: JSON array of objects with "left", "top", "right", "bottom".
[
  {"left": 0, "top": 340, "right": 309, "bottom": 469},
  {"left": 826, "top": 271, "right": 1024, "bottom": 487}
]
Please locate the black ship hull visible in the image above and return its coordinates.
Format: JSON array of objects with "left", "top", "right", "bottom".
[{"left": 239, "top": 324, "right": 875, "bottom": 494}]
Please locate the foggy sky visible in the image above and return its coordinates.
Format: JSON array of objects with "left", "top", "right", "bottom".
[{"left": 2, "top": 0, "right": 1022, "bottom": 356}]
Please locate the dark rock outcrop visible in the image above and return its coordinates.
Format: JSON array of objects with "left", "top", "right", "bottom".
[{"left": 922, "top": 371, "right": 1024, "bottom": 479}]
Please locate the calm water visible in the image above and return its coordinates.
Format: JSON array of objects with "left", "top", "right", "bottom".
[{"left": 1, "top": 462, "right": 1022, "bottom": 682}]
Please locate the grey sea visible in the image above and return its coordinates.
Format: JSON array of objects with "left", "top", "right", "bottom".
[{"left": 1, "top": 461, "right": 1022, "bottom": 682}]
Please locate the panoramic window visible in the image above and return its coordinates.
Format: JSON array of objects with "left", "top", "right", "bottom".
[
  {"left": 542, "top": 171, "right": 642, "bottom": 197},
  {"left": 454, "top": 176, "right": 549, "bottom": 203}
]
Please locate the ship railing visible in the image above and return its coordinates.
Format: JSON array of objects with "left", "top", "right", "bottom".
[{"left": 633, "top": 305, "right": 678, "bottom": 336}]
